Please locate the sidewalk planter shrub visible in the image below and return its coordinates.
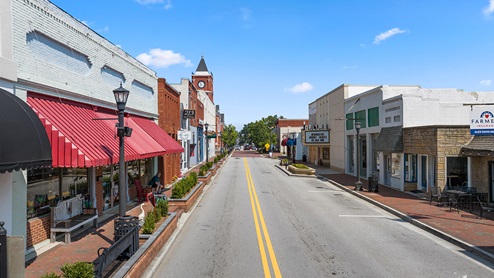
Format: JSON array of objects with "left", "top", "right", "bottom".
[
  {"left": 287, "top": 164, "right": 316, "bottom": 175},
  {"left": 60, "top": 262, "right": 94, "bottom": 278}
]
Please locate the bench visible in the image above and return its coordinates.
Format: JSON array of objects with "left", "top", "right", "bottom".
[
  {"left": 93, "top": 225, "right": 139, "bottom": 278},
  {"left": 50, "top": 195, "right": 98, "bottom": 243}
]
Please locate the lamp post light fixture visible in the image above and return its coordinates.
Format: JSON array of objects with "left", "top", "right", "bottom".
[
  {"left": 204, "top": 123, "right": 209, "bottom": 162},
  {"left": 113, "top": 83, "right": 130, "bottom": 217},
  {"left": 354, "top": 121, "right": 363, "bottom": 191}
]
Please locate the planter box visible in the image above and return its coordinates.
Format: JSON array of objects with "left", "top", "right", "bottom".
[
  {"left": 115, "top": 212, "right": 178, "bottom": 278},
  {"left": 167, "top": 181, "right": 204, "bottom": 212},
  {"left": 198, "top": 171, "right": 212, "bottom": 185},
  {"left": 287, "top": 165, "right": 316, "bottom": 175}
]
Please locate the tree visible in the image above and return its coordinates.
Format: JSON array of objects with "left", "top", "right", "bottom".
[
  {"left": 239, "top": 115, "right": 283, "bottom": 152},
  {"left": 221, "top": 124, "right": 238, "bottom": 149}
]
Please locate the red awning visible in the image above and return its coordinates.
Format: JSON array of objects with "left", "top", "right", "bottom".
[
  {"left": 27, "top": 94, "right": 170, "bottom": 168},
  {"left": 131, "top": 116, "right": 184, "bottom": 154}
]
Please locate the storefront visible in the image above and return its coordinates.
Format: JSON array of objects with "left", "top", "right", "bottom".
[{"left": 0, "top": 89, "right": 52, "bottom": 234}]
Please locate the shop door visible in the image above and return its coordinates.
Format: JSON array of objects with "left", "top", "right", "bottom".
[
  {"left": 420, "top": 155, "right": 427, "bottom": 191},
  {"left": 384, "top": 154, "right": 390, "bottom": 185}
]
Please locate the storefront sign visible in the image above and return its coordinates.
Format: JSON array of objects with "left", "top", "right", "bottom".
[
  {"left": 304, "top": 130, "right": 330, "bottom": 144},
  {"left": 470, "top": 109, "right": 494, "bottom": 135},
  {"left": 183, "top": 109, "right": 195, "bottom": 119}
]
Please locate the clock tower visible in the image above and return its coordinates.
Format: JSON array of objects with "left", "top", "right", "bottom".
[{"left": 192, "top": 55, "right": 214, "bottom": 102}]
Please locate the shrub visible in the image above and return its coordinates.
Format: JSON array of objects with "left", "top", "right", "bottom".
[
  {"left": 40, "top": 273, "right": 61, "bottom": 278},
  {"left": 153, "top": 207, "right": 162, "bottom": 222},
  {"left": 141, "top": 210, "right": 156, "bottom": 234},
  {"left": 292, "top": 163, "right": 309, "bottom": 169},
  {"left": 206, "top": 162, "right": 213, "bottom": 169},
  {"left": 198, "top": 168, "right": 205, "bottom": 176},
  {"left": 156, "top": 198, "right": 168, "bottom": 216},
  {"left": 214, "top": 157, "right": 219, "bottom": 163},
  {"left": 60, "top": 262, "right": 94, "bottom": 278},
  {"left": 170, "top": 172, "right": 199, "bottom": 199}
]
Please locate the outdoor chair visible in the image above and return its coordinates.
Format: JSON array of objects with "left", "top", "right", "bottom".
[
  {"left": 135, "top": 180, "right": 151, "bottom": 202},
  {"left": 476, "top": 195, "right": 494, "bottom": 219},
  {"left": 429, "top": 186, "right": 448, "bottom": 206}
]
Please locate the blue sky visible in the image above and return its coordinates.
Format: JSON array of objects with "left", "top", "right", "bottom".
[{"left": 49, "top": 0, "right": 494, "bottom": 130}]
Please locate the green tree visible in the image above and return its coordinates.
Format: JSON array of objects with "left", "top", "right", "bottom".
[
  {"left": 221, "top": 124, "right": 238, "bottom": 149},
  {"left": 239, "top": 115, "right": 283, "bottom": 152}
]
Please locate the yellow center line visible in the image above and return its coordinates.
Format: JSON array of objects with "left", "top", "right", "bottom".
[{"left": 244, "top": 158, "right": 282, "bottom": 278}]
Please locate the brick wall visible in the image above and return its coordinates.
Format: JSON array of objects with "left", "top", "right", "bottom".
[
  {"left": 12, "top": 0, "right": 158, "bottom": 115},
  {"left": 26, "top": 215, "right": 50, "bottom": 248}
]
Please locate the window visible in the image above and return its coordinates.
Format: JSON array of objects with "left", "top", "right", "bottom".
[
  {"left": 404, "top": 154, "right": 417, "bottom": 182},
  {"left": 446, "top": 157, "right": 468, "bottom": 187},
  {"left": 385, "top": 117, "right": 391, "bottom": 123},
  {"left": 391, "top": 153, "right": 401, "bottom": 178},
  {"left": 368, "top": 107, "right": 379, "bottom": 127},
  {"left": 322, "top": 147, "right": 330, "bottom": 160},
  {"left": 355, "top": 110, "right": 367, "bottom": 128},
  {"left": 394, "top": 115, "right": 401, "bottom": 122},
  {"left": 346, "top": 113, "right": 354, "bottom": 130}
]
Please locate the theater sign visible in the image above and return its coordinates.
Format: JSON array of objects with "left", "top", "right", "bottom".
[
  {"left": 470, "top": 109, "right": 494, "bottom": 135},
  {"left": 303, "top": 130, "right": 330, "bottom": 145}
]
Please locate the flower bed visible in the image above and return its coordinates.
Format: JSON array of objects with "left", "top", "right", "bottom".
[{"left": 287, "top": 165, "right": 316, "bottom": 175}]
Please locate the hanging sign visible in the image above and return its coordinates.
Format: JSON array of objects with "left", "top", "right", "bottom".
[
  {"left": 470, "top": 109, "right": 494, "bottom": 135},
  {"left": 183, "top": 109, "right": 195, "bottom": 119}
]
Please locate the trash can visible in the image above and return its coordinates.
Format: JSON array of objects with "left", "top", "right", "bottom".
[
  {"left": 302, "top": 155, "right": 307, "bottom": 162},
  {"left": 368, "top": 175, "right": 379, "bottom": 193}
]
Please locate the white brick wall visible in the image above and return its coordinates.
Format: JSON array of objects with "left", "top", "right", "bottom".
[{"left": 12, "top": 0, "right": 158, "bottom": 115}]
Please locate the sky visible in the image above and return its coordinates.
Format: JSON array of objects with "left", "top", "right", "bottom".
[{"left": 49, "top": 0, "right": 494, "bottom": 131}]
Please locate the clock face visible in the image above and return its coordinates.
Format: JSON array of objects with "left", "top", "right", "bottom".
[{"left": 198, "top": 81, "right": 205, "bottom": 88}]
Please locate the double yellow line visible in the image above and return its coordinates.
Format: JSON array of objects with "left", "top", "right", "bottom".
[{"left": 243, "top": 158, "right": 282, "bottom": 278}]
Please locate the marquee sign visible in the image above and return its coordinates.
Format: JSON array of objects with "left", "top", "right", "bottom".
[
  {"left": 470, "top": 109, "right": 494, "bottom": 135},
  {"left": 303, "top": 130, "right": 330, "bottom": 145}
]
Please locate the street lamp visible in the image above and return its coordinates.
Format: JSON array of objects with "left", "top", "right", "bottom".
[
  {"left": 204, "top": 123, "right": 209, "bottom": 162},
  {"left": 354, "top": 121, "right": 363, "bottom": 191},
  {"left": 113, "top": 84, "right": 130, "bottom": 217}
]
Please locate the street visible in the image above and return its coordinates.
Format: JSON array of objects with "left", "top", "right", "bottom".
[{"left": 145, "top": 153, "right": 494, "bottom": 278}]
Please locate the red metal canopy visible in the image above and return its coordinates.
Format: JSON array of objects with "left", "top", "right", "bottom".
[
  {"left": 131, "top": 116, "right": 184, "bottom": 154},
  {"left": 27, "top": 94, "right": 173, "bottom": 168}
]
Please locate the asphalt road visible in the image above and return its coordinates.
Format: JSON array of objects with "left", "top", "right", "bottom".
[{"left": 146, "top": 153, "right": 494, "bottom": 278}]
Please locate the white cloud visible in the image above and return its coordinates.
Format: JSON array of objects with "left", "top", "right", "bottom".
[
  {"left": 373, "top": 28, "right": 407, "bottom": 44},
  {"left": 343, "top": 65, "right": 357, "bottom": 70},
  {"left": 287, "top": 82, "right": 313, "bottom": 94},
  {"left": 240, "top": 7, "right": 252, "bottom": 21},
  {"left": 164, "top": 0, "right": 172, "bottom": 10},
  {"left": 484, "top": 0, "right": 494, "bottom": 16},
  {"left": 135, "top": 0, "right": 171, "bottom": 9},
  {"left": 98, "top": 26, "right": 109, "bottom": 33},
  {"left": 136, "top": 49, "right": 192, "bottom": 68},
  {"left": 480, "top": 79, "right": 492, "bottom": 86}
]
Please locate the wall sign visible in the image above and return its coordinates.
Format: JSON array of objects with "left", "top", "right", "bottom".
[
  {"left": 183, "top": 109, "right": 195, "bottom": 119},
  {"left": 470, "top": 109, "right": 494, "bottom": 135}
]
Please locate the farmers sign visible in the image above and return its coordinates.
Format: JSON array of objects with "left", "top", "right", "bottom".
[{"left": 470, "top": 109, "right": 494, "bottom": 135}]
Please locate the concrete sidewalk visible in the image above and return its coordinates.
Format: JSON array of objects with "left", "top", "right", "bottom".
[{"left": 298, "top": 162, "right": 494, "bottom": 264}]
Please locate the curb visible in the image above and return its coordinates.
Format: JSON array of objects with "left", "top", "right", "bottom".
[{"left": 316, "top": 174, "right": 494, "bottom": 264}]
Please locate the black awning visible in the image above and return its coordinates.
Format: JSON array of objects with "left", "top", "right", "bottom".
[
  {"left": 0, "top": 89, "right": 52, "bottom": 173},
  {"left": 460, "top": 135, "right": 494, "bottom": 157},
  {"left": 374, "top": 126, "right": 403, "bottom": 152}
]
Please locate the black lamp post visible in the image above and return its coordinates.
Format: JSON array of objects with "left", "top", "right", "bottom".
[
  {"left": 113, "top": 84, "right": 130, "bottom": 217},
  {"left": 354, "top": 121, "right": 363, "bottom": 191},
  {"left": 204, "top": 123, "right": 209, "bottom": 162}
]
